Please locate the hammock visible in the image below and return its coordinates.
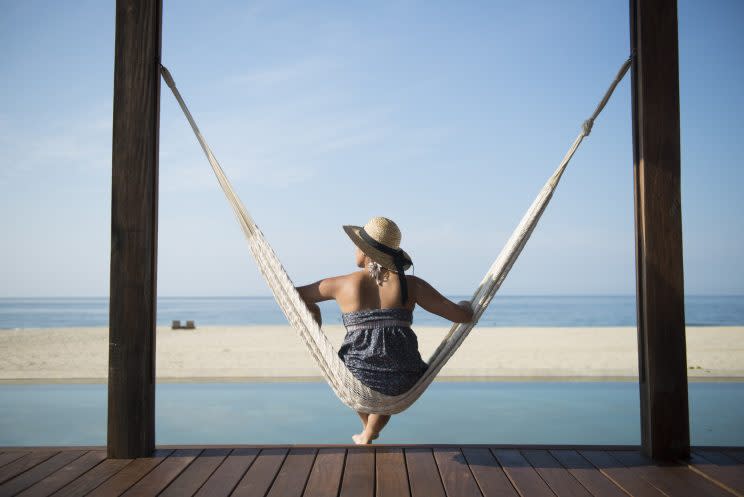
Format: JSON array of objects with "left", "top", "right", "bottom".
[{"left": 160, "top": 56, "right": 631, "bottom": 414}]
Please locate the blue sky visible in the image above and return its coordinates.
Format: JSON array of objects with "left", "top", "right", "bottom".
[{"left": 1, "top": 0, "right": 742, "bottom": 297}]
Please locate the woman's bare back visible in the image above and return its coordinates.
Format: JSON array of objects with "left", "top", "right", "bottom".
[{"left": 297, "top": 270, "right": 473, "bottom": 324}]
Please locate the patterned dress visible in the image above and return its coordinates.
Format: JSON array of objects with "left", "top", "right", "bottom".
[{"left": 337, "top": 307, "right": 429, "bottom": 397}]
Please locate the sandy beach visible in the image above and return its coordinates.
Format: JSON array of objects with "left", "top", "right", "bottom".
[{"left": 0, "top": 325, "right": 742, "bottom": 383}]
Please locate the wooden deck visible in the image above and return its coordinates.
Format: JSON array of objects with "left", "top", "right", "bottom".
[{"left": 0, "top": 444, "right": 742, "bottom": 497}]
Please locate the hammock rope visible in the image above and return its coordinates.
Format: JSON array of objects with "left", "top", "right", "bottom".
[{"left": 160, "top": 55, "right": 632, "bottom": 414}]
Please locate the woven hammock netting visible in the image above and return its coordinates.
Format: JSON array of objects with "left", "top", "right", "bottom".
[{"left": 160, "top": 56, "right": 631, "bottom": 414}]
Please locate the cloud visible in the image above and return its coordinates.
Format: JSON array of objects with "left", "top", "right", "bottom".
[{"left": 160, "top": 97, "right": 397, "bottom": 190}]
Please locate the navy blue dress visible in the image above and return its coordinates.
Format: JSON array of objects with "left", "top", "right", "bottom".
[{"left": 337, "top": 307, "right": 429, "bottom": 396}]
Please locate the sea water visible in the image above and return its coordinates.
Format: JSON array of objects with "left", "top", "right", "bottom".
[
  {"left": 0, "top": 381, "right": 741, "bottom": 447},
  {"left": 1, "top": 295, "right": 743, "bottom": 329}
]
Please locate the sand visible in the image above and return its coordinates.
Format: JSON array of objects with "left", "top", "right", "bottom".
[{"left": 0, "top": 325, "right": 742, "bottom": 383}]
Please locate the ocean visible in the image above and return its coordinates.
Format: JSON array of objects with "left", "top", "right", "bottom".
[{"left": 0, "top": 295, "right": 742, "bottom": 329}]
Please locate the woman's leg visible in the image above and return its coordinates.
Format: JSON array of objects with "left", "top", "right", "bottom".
[
  {"left": 356, "top": 411, "right": 369, "bottom": 429},
  {"left": 366, "top": 414, "right": 391, "bottom": 437},
  {"left": 352, "top": 414, "right": 390, "bottom": 444},
  {"left": 354, "top": 411, "right": 379, "bottom": 442}
]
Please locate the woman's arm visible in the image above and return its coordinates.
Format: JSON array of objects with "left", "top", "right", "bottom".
[
  {"left": 295, "top": 276, "right": 345, "bottom": 326},
  {"left": 411, "top": 275, "right": 474, "bottom": 323},
  {"left": 295, "top": 276, "right": 343, "bottom": 304}
]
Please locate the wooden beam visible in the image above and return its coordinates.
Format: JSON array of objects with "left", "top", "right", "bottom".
[
  {"left": 108, "top": 0, "right": 163, "bottom": 459},
  {"left": 629, "top": 0, "right": 690, "bottom": 460}
]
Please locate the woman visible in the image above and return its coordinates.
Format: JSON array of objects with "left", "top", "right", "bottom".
[{"left": 295, "top": 216, "right": 474, "bottom": 445}]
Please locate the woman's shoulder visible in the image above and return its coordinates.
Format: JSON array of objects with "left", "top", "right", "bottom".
[
  {"left": 404, "top": 274, "right": 424, "bottom": 292},
  {"left": 321, "top": 270, "right": 365, "bottom": 282},
  {"left": 340, "top": 270, "right": 367, "bottom": 281},
  {"left": 321, "top": 270, "right": 367, "bottom": 291}
]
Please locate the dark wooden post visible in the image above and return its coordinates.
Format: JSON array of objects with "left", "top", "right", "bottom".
[
  {"left": 108, "top": 0, "right": 163, "bottom": 458},
  {"left": 629, "top": 0, "right": 690, "bottom": 460}
]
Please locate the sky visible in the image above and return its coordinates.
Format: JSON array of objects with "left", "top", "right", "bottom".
[{"left": 0, "top": 0, "right": 742, "bottom": 298}]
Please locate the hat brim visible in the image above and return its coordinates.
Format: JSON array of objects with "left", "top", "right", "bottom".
[{"left": 343, "top": 225, "right": 412, "bottom": 272}]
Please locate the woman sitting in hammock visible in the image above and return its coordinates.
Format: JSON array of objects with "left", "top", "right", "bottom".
[{"left": 295, "top": 216, "right": 474, "bottom": 445}]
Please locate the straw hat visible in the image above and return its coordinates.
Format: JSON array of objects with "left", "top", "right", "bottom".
[{"left": 342, "top": 216, "right": 413, "bottom": 273}]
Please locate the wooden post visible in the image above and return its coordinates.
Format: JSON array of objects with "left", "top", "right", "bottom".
[
  {"left": 629, "top": 0, "right": 690, "bottom": 460},
  {"left": 108, "top": 0, "right": 163, "bottom": 458}
]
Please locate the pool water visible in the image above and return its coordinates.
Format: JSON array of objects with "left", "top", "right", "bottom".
[{"left": 0, "top": 381, "right": 741, "bottom": 446}]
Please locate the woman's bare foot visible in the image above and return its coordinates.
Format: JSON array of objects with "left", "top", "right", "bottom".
[{"left": 352, "top": 432, "right": 379, "bottom": 445}]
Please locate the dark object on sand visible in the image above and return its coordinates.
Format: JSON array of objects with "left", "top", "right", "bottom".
[{"left": 171, "top": 320, "right": 196, "bottom": 330}]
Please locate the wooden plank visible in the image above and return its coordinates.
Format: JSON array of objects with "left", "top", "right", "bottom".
[
  {"left": 432, "top": 448, "right": 482, "bottom": 497},
  {"left": 0, "top": 451, "right": 31, "bottom": 468},
  {"left": 339, "top": 448, "right": 374, "bottom": 497},
  {"left": 489, "top": 449, "right": 555, "bottom": 497},
  {"left": 120, "top": 448, "right": 201, "bottom": 496},
  {"left": 108, "top": 0, "right": 163, "bottom": 459},
  {"left": 0, "top": 451, "right": 59, "bottom": 485},
  {"left": 193, "top": 448, "right": 259, "bottom": 497},
  {"left": 16, "top": 450, "right": 107, "bottom": 497},
  {"left": 231, "top": 448, "right": 288, "bottom": 497},
  {"left": 376, "top": 448, "right": 410, "bottom": 497},
  {"left": 579, "top": 450, "right": 666, "bottom": 497},
  {"left": 0, "top": 450, "right": 86, "bottom": 496},
  {"left": 1, "top": 445, "right": 741, "bottom": 497},
  {"left": 2, "top": 444, "right": 740, "bottom": 453},
  {"left": 723, "top": 451, "right": 744, "bottom": 464},
  {"left": 692, "top": 450, "right": 744, "bottom": 468},
  {"left": 549, "top": 449, "right": 629, "bottom": 497},
  {"left": 0, "top": 443, "right": 656, "bottom": 451},
  {"left": 159, "top": 448, "right": 231, "bottom": 497},
  {"left": 86, "top": 448, "right": 173, "bottom": 497},
  {"left": 521, "top": 449, "right": 593, "bottom": 496},
  {"left": 460, "top": 447, "right": 519, "bottom": 497},
  {"left": 404, "top": 448, "right": 446, "bottom": 497},
  {"left": 303, "top": 448, "right": 346, "bottom": 497},
  {"left": 629, "top": 0, "right": 689, "bottom": 461},
  {"left": 266, "top": 448, "right": 316, "bottom": 497},
  {"left": 680, "top": 451, "right": 744, "bottom": 496},
  {"left": 50, "top": 458, "right": 133, "bottom": 497},
  {"left": 609, "top": 449, "right": 734, "bottom": 497},
  {"left": 0, "top": 451, "right": 31, "bottom": 470}
]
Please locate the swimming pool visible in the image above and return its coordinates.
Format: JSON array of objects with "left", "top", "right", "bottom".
[{"left": 0, "top": 381, "right": 741, "bottom": 446}]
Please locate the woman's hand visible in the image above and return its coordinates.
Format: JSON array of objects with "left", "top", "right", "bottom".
[
  {"left": 457, "top": 300, "right": 474, "bottom": 322},
  {"left": 306, "top": 302, "right": 322, "bottom": 326}
]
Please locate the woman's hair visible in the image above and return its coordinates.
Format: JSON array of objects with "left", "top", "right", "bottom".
[{"left": 366, "top": 259, "right": 389, "bottom": 286}]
